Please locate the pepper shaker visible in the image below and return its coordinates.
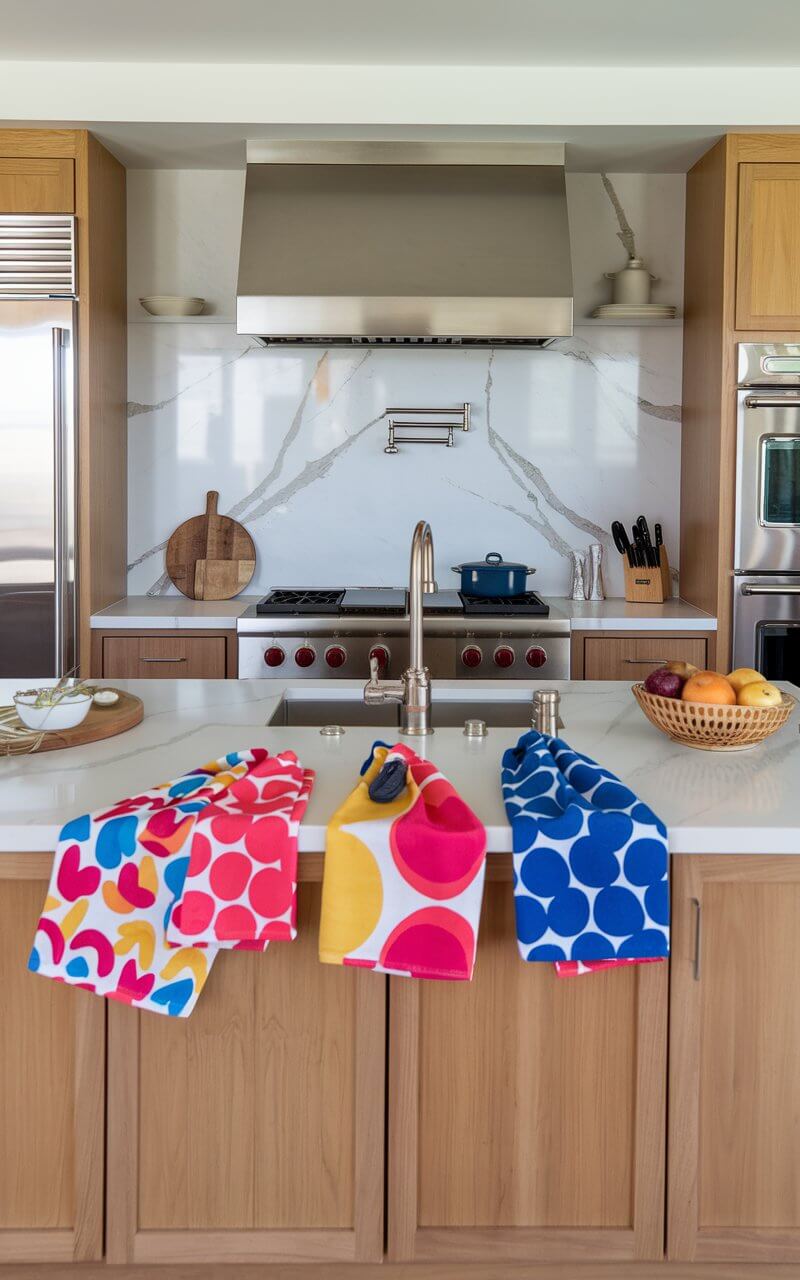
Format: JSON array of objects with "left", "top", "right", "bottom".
[
  {"left": 570, "top": 550, "right": 587, "bottom": 601},
  {"left": 588, "top": 542, "right": 605, "bottom": 601}
]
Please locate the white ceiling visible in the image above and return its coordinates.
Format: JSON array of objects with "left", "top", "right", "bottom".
[{"left": 4, "top": 0, "right": 800, "bottom": 67}]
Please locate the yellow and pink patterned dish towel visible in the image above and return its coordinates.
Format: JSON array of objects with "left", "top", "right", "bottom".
[
  {"left": 29, "top": 749, "right": 314, "bottom": 1016},
  {"left": 319, "top": 742, "right": 487, "bottom": 981}
]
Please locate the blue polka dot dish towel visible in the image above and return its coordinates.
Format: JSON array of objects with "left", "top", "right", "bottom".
[{"left": 501, "top": 731, "right": 668, "bottom": 977}]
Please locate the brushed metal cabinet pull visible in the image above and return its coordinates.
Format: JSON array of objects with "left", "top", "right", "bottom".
[
  {"left": 140, "top": 656, "right": 187, "bottom": 663},
  {"left": 624, "top": 657, "right": 669, "bottom": 665},
  {"left": 691, "top": 897, "right": 702, "bottom": 981}
]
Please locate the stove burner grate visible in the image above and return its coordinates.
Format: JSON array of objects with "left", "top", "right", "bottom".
[
  {"left": 460, "top": 591, "right": 550, "bottom": 617},
  {"left": 256, "top": 589, "right": 344, "bottom": 615}
]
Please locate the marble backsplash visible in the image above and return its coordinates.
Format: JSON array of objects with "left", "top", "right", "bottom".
[
  {"left": 127, "top": 325, "right": 682, "bottom": 599},
  {"left": 126, "top": 168, "right": 684, "bottom": 600}
]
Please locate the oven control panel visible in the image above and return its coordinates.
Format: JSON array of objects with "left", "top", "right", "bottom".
[{"left": 239, "top": 633, "right": 569, "bottom": 680}]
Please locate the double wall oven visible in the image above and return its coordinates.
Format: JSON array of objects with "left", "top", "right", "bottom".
[{"left": 733, "top": 344, "right": 800, "bottom": 681}]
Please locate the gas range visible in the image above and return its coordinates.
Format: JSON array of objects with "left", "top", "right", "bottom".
[{"left": 237, "top": 587, "right": 569, "bottom": 680}]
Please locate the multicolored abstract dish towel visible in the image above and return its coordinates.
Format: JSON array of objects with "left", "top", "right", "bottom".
[
  {"left": 319, "top": 742, "right": 487, "bottom": 980},
  {"left": 29, "top": 749, "right": 314, "bottom": 1017},
  {"left": 501, "top": 731, "right": 668, "bottom": 974}
]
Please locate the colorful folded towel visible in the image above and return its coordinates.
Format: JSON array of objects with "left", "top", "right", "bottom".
[
  {"left": 29, "top": 749, "right": 313, "bottom": 1017},
  {"left": 501, "top": 731, "right": 668, "bottom": 973},
  {"left": 319, "top": 742, "right": 487, "bottom": 981}
]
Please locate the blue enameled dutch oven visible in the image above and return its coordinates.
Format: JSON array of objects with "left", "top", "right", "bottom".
[{"left": 451, "top": 552, "right": 537, "bottom": 598}]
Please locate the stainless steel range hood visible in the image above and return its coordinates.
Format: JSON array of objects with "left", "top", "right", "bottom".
[{"left": 236, "top": 142, "right": 573, "bottom": 347}]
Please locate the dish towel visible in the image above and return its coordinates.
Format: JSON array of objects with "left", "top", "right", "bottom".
[
  {"left": 319, "top": 742, "right": 487, "bottom": 980},
  {"left": 501, "top": 731, "right": 668, "bottom": 975},
  {"left": 29, "top": 749, "right": 314, "bottom": 1017}
]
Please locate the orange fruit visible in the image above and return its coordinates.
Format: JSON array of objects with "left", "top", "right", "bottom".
[{"left": 681, "top": 670, "right": 736, "bottom": 705}]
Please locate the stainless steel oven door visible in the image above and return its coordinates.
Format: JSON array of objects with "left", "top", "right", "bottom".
[
  {"left": 735, "top": 389, "right": 800, "bottom": 572},
  {"left": 733, "top": 575, "right": 800, "bottom": 682}
]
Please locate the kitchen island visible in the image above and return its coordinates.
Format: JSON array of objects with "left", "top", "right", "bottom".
[{"left": 1, "top": 677, "right": 800, "bottom": 1272}]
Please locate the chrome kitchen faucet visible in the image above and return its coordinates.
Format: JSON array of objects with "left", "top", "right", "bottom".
[{"left": 364, "top": 520, "right": 436, "bottom": 734}]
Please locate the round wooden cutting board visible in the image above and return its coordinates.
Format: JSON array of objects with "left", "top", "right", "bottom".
[
  {"left": 166, "top": 490, "right": 256, "bottom": 600},
  {"left": 29, "top": 692, "right": 144, "bottom": 753}
]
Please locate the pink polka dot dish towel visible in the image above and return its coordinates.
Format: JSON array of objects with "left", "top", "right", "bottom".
[
  {"left": 319, "top": 742, "right": 487, "bottom": 981},
  {"left": 501, "top": 731, "right": 668, "bottom": 978},
  {"left": 29, "top": 749, "right": 314, "bottom": 1017}
]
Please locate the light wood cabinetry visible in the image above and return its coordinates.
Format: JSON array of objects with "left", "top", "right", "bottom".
[
  {"left": 571, "top": 630, "right": 713, "bottom": 680},
  {"left": 107, "top": 876, "right": 385, "bottom": 1265},
  {"left": 669, "top": 856, "right": 800, "bottom": 1262},
  {"left": 0, "top": 157, "right": 74, "bottom": 212},
  {"left": 388, "top": 874, "right": 667, "bottom": 1263},
  {"left": 0, "top": 129, "right": 127, "bottom": 677},
  {"left": 93, "top": 628, "right": 238, "bottom": 678},
  {"left": 0, "top": 855, "right": 104, "bottom": 1264},
  {"left": 681, "top": 134, "right": 800, "bottom": 668},
  {"left": 737, "top": 164, "right": 800, "bottom": 330}
]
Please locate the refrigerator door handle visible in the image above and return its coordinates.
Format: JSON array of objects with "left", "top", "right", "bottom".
[{"left": 52, "top": 326, "right": 71, "bottom": 678}]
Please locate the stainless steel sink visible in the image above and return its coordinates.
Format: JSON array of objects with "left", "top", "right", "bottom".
[{"left": 267, "top": 693, "right": 537, "bottom": 730}]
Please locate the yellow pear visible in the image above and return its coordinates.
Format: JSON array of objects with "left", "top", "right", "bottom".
[
  {"left": 726, "top": 667, "right": 764, "bottom": 695},
  {"left": 737, "top": 681, "right": 783, "bottom": 708}
]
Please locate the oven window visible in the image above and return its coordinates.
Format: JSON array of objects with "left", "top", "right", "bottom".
[
  {"left": 757, "top": 623, "right": 800, "bottom": 685},
  {"left": 762, "top": 437, "right": 800, "bottom": 524}
]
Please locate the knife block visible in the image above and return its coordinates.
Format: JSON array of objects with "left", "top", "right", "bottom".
[{"left": 623, "top": 549, "right": 671, "bottom": 603}]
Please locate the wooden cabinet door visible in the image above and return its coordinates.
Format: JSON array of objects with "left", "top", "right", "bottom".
[
  {"left": 102, "top": 634, "right": 227, "bottom": 679},
  {"left": 582, "top": 635, "right": 708, "bottom": 681},
  {"left": 388, "top": 872, "right": 667, "bottom": 1263},
  {"left": 0, "top": 158, "right": 74, "bottom": 212},
  {"left": 107, "top": 877, "right": 385, "bottom": 1265},
  {"left": 737, "top": 163, "right": 800, "bottom": 329},
  {"left": 670, "top": 855, "right": 800, "bottom": 1261},
  {"left": 0, "top": 856, "right": 104, "bottom": 1263}
]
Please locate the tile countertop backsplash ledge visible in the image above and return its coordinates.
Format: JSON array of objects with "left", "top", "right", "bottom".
[
  {"left": 91, "top": 596, "right": 717, "bottom": 632},
  {"left": 0, "top": 679, "right": 791, "bottom": 856}
]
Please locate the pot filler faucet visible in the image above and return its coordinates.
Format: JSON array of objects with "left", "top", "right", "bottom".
[{"left": 364, "top": 520, "right": 436, "bottom": 734}]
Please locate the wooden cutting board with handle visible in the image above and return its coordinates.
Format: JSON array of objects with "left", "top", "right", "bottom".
[{"left": 165, "top": 491, "right": 256, "bottom": 600}]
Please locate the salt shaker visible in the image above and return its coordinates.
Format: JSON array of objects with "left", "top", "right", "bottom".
[
  {"left": 532, "top": 689, "right": 560, "bottom": 737},
  {"left": 570, "top": 550, "right": 587, "bottom": 601},
  {"left": 588, "top": 542, "right": 605, "bottom": 601}
]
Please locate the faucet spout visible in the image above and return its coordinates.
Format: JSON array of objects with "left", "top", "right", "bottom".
[{"left": 362, "top": 519, "right": 435, "bottom": 736}]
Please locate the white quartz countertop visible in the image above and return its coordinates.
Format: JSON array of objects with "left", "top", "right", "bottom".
[
  {"left": 550, "top": 597, "right": 716, "bottom": 631},
  {"left": 0, "top": 678, "right": 796, "bottom": 856},
  {"left": 92, "top": 595, "right": 716, "bottom": 633},
  {"left": 90, "top": 597, "right": 260, "bottom": 629}
]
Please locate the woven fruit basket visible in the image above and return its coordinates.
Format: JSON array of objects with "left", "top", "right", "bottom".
[{"left": 632, "top": 683, "right": 796, "bottom": 751}]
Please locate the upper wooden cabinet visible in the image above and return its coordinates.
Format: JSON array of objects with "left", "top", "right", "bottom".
[
  {"left": 0, "top": 157, "right": 74, "bottom": 212},
  {"left": 737, "top": 163, "right": 800, "bottom": 329}
]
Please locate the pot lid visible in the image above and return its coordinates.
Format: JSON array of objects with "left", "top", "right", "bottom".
[{"left": 455, "top": 552, "right": 534, "bottom": 573}]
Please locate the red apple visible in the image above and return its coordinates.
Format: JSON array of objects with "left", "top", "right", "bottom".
[{"left": 643, "top": 667, "right": 685, "bottom": 698}]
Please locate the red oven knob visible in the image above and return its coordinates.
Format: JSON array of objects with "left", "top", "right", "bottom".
[
  {"left": 461, "top": 644, "right": 483, "bottom": 669},
  {"left": 493, "top": 645, "right": 516, "bottom": 669},
  {"left": 525, "top": 645, "right": 547, "bottom": 669},
  {"left": 264, "top": 645, "right": 285, "bottom": 668},
  {"left": 294, "top": 645, "right": 316, "bottom": 668},
  {"left": 325, "top": 644, "right": 347, "bottom": 669},
  {"left": 369, "top": 645, "right": 390, "bottom": 670}
]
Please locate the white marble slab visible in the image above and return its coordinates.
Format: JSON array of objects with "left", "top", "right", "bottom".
[
  {"left": 1, "top": 679, "right": 797, "bottom": 856},
  {"left": 553, "top": 598, "right": 717, "bottom": 632},
  {"left": 91, "top": 596, "right": 259, "bottom": 630},
  {"left": 125, "top": 170, "right": 686, "bottom": 604}
]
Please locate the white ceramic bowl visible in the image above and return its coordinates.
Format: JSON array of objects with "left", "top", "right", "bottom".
[
  {"left": 14, "top": 690, "right": 93, "bottom": 732},
  {"left": 139, "top": 295, "right": 205, "bottom": 317}
]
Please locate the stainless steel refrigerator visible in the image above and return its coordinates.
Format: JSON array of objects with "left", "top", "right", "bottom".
[{"left": 0, "top": 215, "right": 77, "bottom": 678}]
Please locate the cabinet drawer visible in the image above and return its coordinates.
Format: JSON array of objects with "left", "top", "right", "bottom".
[
  {"left": 102, "top": 635, "right": 227, "bottom": 679},
  {"left": 583, "top": 636, "right": 707, "bottom": 681},
  {"left": 0, "top": 158, "right": 74, "bottom": 212}
]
